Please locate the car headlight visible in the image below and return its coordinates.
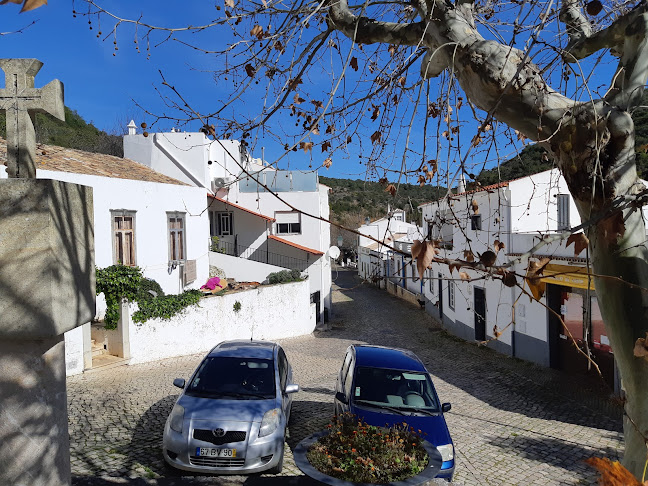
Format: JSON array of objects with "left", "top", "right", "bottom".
[
  {"left": 437, "top": 443, "right": 454, "bottom": 462},
  {"left": 169, "top": 404, "right": 185, "bottom": 433},
  {"left": 259, "top": 408, "right": 281, "bottom": 438}
]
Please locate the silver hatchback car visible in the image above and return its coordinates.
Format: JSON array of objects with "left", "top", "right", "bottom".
[{"left": 162, "top": 340, "right": 299, "bottom": 474}]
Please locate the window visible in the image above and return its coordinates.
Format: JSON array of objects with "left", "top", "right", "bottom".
[
  {"left": 557, "top": 194, "right": 570, "bottom": 231},
  {"left": 275, "top": 211, "right": 301, "bottom": 234},
  {"left": 211, "top": 211, "right": 233, "bottom": 236},
  {"left": 278, "top": 348, "right": 288, "bottom": 391},
  {"left": 168, "top": 212, "right": 186, "bottom": 262},
  {"left": 112, "top": 210, "right": 136, "bottom": 266},
  {"left": 448, "top": 280, "right": 455, "bottom": 310},
  {"left": 470, "top": 214, "right": 482, "bottom": 231}
]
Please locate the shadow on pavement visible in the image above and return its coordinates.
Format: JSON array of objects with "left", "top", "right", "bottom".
[{"left": 326, "top": 268, "right": 622, "bottom": 433}]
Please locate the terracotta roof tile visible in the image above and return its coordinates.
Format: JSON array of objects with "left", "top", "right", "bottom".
[
  {"left": 0, "top": 137, "right": 188, "bottom": 186},
  {"left": 208, "top": 195, "right": 275, "bottom": 221},
  {"left": 268, "top": 235, "right": 324, "bottom": 255}
]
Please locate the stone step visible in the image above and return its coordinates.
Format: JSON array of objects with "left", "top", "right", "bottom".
[{"left": 87, "top": 354, "right": 129, "bottom": 373}]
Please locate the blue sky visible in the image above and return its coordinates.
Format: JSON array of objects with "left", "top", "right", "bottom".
[{"left": 0, "top": 2, "right": 621, "bottom": 182}]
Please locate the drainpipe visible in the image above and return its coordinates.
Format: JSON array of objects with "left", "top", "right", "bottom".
[
  {"left": 153, "top": 134, "right": 214, "bottom": 194},
  {"left": 505, "top": 188, "right": 516, "bottom": 358}
]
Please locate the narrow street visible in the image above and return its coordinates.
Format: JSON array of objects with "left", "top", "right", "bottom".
[{"left": 68, "top": 268, "right": 623, "bottom": 485}]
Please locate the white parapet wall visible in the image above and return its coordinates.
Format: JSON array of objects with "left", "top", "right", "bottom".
[
  {"left": 128, "top": 279, "right": 315, "bottom": 365},
  {"left": 209, "top": 251, "right": 286, "bottom": 283}
]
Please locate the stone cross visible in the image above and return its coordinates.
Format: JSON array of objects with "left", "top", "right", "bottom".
[
  {"left": 0, "top": 58, "right": 64, "bottom": 178},
  {"left": 0, "top": 59, "right": 94, "bottom": 486}
]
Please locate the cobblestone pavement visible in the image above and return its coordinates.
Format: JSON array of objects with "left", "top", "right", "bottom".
[{"left": 68, "top": 268, "right": 623, "bottom": 485}]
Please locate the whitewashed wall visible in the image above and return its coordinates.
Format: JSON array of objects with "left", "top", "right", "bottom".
[
  {"left": 35, "top": 168, "right": 210, "bottom": 296},
  {"left": 64, "top": 325, "right": 85, "bottom": 376},
  {"left": 128, "top": 279, "right": 315, "bottom": 365},
  {"left": 209, "top": 251, "right": 286, "bottom": 282}
]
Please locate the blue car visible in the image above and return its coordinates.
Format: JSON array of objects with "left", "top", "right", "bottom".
[{"left": 333, "top": 345, "right": 455, "bottom": 481}]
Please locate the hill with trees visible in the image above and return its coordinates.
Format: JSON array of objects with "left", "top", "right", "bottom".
[{"left": 0, "top": 107, "right": 123, "bottom": 157}]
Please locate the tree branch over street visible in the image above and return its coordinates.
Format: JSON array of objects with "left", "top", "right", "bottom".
[{"left": 6, "top": 0, "right": 648, "bottom": 478}]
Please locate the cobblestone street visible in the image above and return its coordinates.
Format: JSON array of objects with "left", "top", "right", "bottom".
[{"left": 68, "top": 268, "right": 624, "bottom": 485}]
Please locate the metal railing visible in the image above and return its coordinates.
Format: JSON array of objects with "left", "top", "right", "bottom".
[{"left": 209, "top": 238, "right": 310, "bottom": 271}]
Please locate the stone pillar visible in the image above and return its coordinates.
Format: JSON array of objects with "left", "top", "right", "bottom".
[
  {"left": 0, "top": 337, "right": 71, "bottom": 486},
  {"left": 0, "top": 179, "right": 95, "bottom": 486}
]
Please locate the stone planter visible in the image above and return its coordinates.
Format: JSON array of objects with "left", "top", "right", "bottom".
[{"left": 293, "top": 430, "right": 445, "bottom": 486}]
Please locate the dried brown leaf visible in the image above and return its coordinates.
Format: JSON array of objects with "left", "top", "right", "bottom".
[
  {"left": 350, "top": 57, "right": 358, "bottom": 71},
  {"left": 293, "top": 93, "right": 305, "bottom": 104},
  {"left": 398, "top": 76, "right": 406, "bottom": 86},
  {"left": 584, "top": 457, "right": 643, "bottom": 485},
  {"left": 321, "top": 141, "right": 331, "bottom": 152},
  {"left": 502, "top": 271, "right": 517, "bottom": 287},
  {"left": 459, "top": 271, "right": 470, "bottom": 281},
  {"left": 600, "top": 212, "right": 626, "bottom": 245},
  {"left": 412, "top": 240, "right": 437, "bottom": 279},
  {"left": 245, "top": 64, "right": 256, "bottom": 77},
  {"left": 633, "top": 332, "right": 648, "bottom": 361},
  {"left": 224, "top": 0, "right": 235, "bottom": 7},
  {"left": 370, "top": 131, "right": 382, "bottom": 144},
  {"left": 371, "top": 104, "right": 380, "bottom": 121},
  {"left": 311, "top": 100, "right": 324, "bottom": 109},
  {"left": 385, "top": 184, "right": 396, "bottom": 197},
  {"left": 388, "top": 45, "right": 396, "bottom": 56},
  {"left": 311, "top": 125, "right": 320, "bottom": 135},
  {"left": 471, "top": 199, "right": 479, "bottom": 214},
  {"left": 449, "top": 262, "right": 461, "bottom": 274},
  {"left": 250, "top": 25, "right": 264, "bottom": 39},
  {"left": 493, "top": 325, "right": 502, "bottom": 338},
  {"left": 463, "top": 250, "right": 475, "bottom": 262},
  {"left": 325, "top": 125, "right": 334, "bottom": 134},
  {"left": 566, "top": 232, "right": 589, "bottom": 256},
  {"left": 300, "top": 141, "right": 313, "bottom": 153},
  {"left": 323, "top": 157, "right": 333, "bottom": 169}
]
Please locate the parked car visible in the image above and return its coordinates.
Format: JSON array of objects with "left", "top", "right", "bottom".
[
  {"left": 163, "top": 340, "right": 299, "bottom": 474},
  {"left": 333, "top": 345, "right": 455, "bottom": 481}
]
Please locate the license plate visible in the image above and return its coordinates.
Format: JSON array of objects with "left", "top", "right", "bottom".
[{"left": 196, "top": 448, "right": 236, "bottom": 457}]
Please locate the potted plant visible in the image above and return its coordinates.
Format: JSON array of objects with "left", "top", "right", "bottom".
[{"left": 293, "top": 413, "right": 444, "bottom": 485}]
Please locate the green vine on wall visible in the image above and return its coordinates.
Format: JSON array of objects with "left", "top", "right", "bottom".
[{"left": 96, "top": 265, "right": 202, "bottom": 329}]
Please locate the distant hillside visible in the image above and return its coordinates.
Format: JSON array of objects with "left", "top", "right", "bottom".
[
  {"left": 320, "top": 176, "right": 445, "bottom": 251},
  {"left": 478, "top": 99, "right": 648, "bottom": 185},
  {"left": 321, "top": 176, "right": 444, "bottom": 221},
  {"left": 0, "top": 107, "right": 122, "bottom": 157}
]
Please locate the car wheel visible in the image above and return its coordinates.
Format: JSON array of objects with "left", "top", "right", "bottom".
[{"left": 267, "top": 444, "right": 284, "bottom": 474}]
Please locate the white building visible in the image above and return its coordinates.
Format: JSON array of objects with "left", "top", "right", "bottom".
[
  {"left": 356, "top": 209, "right": 423, "bottom": 291},
  {"left": 123, "top": 125, "right": 333, "bottom": 324},
  {"left": 412, "top": 169, "right": 634, "bottom": 391},
  {"left": 0, "top": 138, "right": 210, "bottom": 373}
]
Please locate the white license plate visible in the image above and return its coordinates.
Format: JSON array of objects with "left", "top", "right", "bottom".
[{"left": 196, "top": 447, "right": 236, "bottom": 457}]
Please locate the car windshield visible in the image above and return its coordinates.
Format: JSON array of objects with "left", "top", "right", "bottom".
[
  {"left": 352, "top": 367, "right": 440, "bottom": 412},
  {"left": 186, "top": 357, "right": 276, "bottom": 399}
]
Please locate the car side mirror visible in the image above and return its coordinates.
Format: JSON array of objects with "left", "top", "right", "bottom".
[
  {"left": 335, "top": 391, "right": 349, "bottom": 405},
  {"left": 285, "top": 384, "right": 299, "bottom": 394},
  {"left": 441, "top": 402, "right": 451, "bottom": 413},
  {"left": 173, "top": 378, "right": 186, "bottom": 389}
]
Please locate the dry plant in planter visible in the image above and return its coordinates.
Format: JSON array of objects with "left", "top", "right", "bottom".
[{"left": 306, "top": 413, "right": 428, "bottom": 484}]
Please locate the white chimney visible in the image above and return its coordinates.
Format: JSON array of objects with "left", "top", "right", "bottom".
[
  {"left": 127, "top": 120, "right": 137, "bottom": 136},
  {"left": 458, "top": 173, "right": 467, "bottom": 194}
]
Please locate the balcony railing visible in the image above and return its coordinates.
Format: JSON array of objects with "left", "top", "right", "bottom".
[{"left": 209, "top": 238, "right": 310, "bottom": 271}]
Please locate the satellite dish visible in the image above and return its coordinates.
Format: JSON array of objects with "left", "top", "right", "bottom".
[{"left": 327, "top": 246, "right": 341, "bottom": 259}]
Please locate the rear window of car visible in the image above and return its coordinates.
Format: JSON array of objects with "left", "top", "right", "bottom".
[
  {"left": 352, "top": 367, "right": 440, "bottom": 411},
  {"left": 186, "top": 357, "right": 276, "bottom": 399}
]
